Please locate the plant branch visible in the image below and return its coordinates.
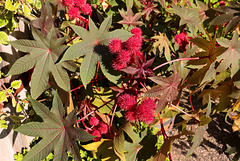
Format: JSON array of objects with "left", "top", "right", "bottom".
[
  {"left": 170, "top": 103, "right": 200, "bottom": 123},
  {"left": 153, "top": 57, "right": 199, "bottom": 71},
  {"left": 158, "top": 113, "right": 172, "bottom": 161},
  {"left": 110, "top": 104, "right": 117, "bottom": 128}
]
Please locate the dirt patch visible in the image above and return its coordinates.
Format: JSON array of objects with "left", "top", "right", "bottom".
[{"left": 169, "top": 92, "right": 240, "bottom": 161}]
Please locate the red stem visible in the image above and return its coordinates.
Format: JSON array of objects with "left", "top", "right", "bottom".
[
  {"left": 0, "top": 1, "right": 5, "bottom": 5},
  {"left": 158, "top": 113, "right": 172, "bottom": 161},
  {"left": 188, "top": 86, "right": 194, "bottom": 111},
  {"left": 171, "top": 103, "right": 200, "bottom": 123},
  {"left": 110, "top": 104, "right": 117, "bottom": 128},
  {"left": 76, "top": 98, "right": 114, "bottom": 123},
  {"left": 153, "top": 57, "right": 199, "bottom": 71},
  {"left": 0, "top": 79, "right": 7, "bottom": 90}
]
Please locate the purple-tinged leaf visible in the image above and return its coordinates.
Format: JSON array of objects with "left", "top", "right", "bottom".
[
  {"left": 119, "top": 8, "right": 144, "bottom": 26},
  {"left": 144, "top": 69, "right": 181, "bottom": 113},
  {"left": 32, "top": 0, "right": 54, "bottom": 36},
  {"left": 142, "top": 2, "right": 159, "bottom": 20},
  {"left": 121, "top": 57, "right": 155, "bottom": 79}
]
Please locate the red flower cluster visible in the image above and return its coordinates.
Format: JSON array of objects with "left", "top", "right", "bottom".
[
  {"left": 62, "top": 0, "right": 92, "bottom": 19},
  {"left": 109, "top": 27, "right": 143, "bottom": 70},
  {"left": 137, "top": 98, "right": 155, "bottom": 124},
  {"left": 117, "top": 93, "right": 137, "bottom": 111},
  {"left": 117, "top": 93, "right": 156, "bottom": 124},
  {"left": 174, "top": 31, "right": 189, "bottom": 51},
  {"left": 219, "top": 1, "right": 225, "bottom": 6},
  {"left": 88, "top": 117, "right": 109, "bottom": 141}
]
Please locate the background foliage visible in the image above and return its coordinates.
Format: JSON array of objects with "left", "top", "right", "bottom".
[{"left": 1, "top": 0, "right": 240, "bottom": 160}]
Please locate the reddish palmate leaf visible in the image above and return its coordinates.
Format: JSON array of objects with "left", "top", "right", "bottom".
[
  {"left": 118, "top": 8, "right": 144, "bottom": 27},
  {"left": 32, "top": 0, "right": 54, "bottom": 36},
  {"left": 211, "top": 1, "right": 240, "bottom": 34},
  {"left": 121, "top": 56, "right": 155, "bottom": 79},
  {"left": 142, "top": 2, "right": 159, "bottom": 20},
  {"left": 15, "top": 93, "right": 95, "bottom": 161},
  {"left": 143, "top": 68, "right": 181, "bottom": 113}
]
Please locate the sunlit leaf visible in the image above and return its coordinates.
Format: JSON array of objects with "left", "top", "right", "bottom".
[
  {"left": 5, "top": 0, "right": 15, "bottom": 11},
  {"left": 7, "top": 26, "right": 76, "bottom": 99},
  {"left": 0, "top": 16, "right": 9, "bottom": 28},
  {"left": 16, "top": 103, "right": 24, "bottom": 113},
  {"left": 188, "top": 34, "right": 226, "bottom": 84},
  {"left": 232, "top": 115, "right": 240, "bottom": 132},
  {"left": 0, "top": 120, "right": 7, "bottom": 129},
  {"left": 15, "top": 93, "right": 95, "bottom": 161},
  {"left": 119, "top": 8, "right": 144, "bottom": 26},
  {"left": 0, "top": 31, "right": 9, "bottom": 44},
  {"left": 184, "top": 125, "right": 208, "bottom": 160},
  {"left": 11, "top": 80, "right": 22, "bottom": 89},
  {"left": 171, "top": 5, "right": 204, "bottom": 35},
  {"left": 61, "top": 15, "right": 132, "bottom": 86},
  {"left": 152, "top": 33, "right": 173, "bottom": 61},
  {"left": 142, "top": 2, "right": 159, "bottom": 20},
  {"left": 0, "top": 91, "right": 7, "bottom": 103},
  {"left": 144, "top": 68, "right": 181, "bottom": 113},
  {"left": 216, "top": 30, "right": 240, "bottom": 77}
]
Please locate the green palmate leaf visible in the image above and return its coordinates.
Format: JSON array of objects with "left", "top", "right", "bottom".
[
  {"left": 7, "top": 26, "right": 77, "bottom": 99},
  {"left": 171, "top": 5, "right": 204, "bottom": 35},
  {"left": 144, "top": 69, "right": 181, "bottom": 113},
  {"left": 185, "top": 99, "right": 211, "bottom": 160},
  {"left": 176, "top": 45, "right": 198, "bottom": 82},
  {"left": 0, "top": 31, "right": 9, "bottom": 44},
  {"left": 153, "top": 130, "right": 194, "bottom": 161},
  {"left": 200, "top": 63, "right": 216, "bottom": 85},
  {"left": 15, "top": 93, "right": 95, "bottom": 161},
  {"left": 216, "top": 30, "right": 240, "bottom": 77},
  {"left": 187, "top": 34, "right": 226, "bottom": 84},
  {"left": 124, "top": 132, "right": 143, "bottom": 161},
  {"left": 184, "top": 125, "right": 208, "bottom": 160},
  {"left": 61, "top": 15, "right": 132, "bottom": 86},
  {"left": 113, "top": 131, "right": 125, "bottom": 161},
  {"left": 124, "top": 129, "right": 157, "bottom": 161}
]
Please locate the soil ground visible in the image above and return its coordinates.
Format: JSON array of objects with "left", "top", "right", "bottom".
[{"left": 169, "top": 92, "right": 240, "bottom": 161}]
